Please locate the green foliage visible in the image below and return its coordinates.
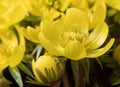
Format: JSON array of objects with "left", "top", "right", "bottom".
[
  {"left": 8, "top": 67, "right": 23, "bottom": 87},
  {"left": 18, "top": 63, "right": 34, "bottom": 78}
]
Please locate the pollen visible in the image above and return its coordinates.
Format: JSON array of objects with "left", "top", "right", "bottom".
[{"left": 60, "top": 31, "right": 86, "bottom": 47}]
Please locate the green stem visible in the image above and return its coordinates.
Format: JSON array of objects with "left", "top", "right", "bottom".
[
  {"left": 62, "top": 71, "right": 70, "bottom": 87},
  {"left": 50, "top": 81, "right": 61, "bottom": 87},
  {"left": 76, "top": 60, "right": 86, "bottom": 87}
]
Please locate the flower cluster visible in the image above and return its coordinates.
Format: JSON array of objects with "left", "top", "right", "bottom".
[{"left": 1, "top": 0, "right": 120, "bottom": 86}]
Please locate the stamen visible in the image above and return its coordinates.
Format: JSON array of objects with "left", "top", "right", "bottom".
[{"left": 60, "top": 31, "right": 86, "bottom": 47}]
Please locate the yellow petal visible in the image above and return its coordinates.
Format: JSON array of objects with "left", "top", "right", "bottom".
[
  {"left": 59, "top": 0, "right": 71, "bottom": 11},
  {"left": 86, "top": 22, "right": 108, "bottom": 50},
  {"left": 90, "top": 0, "right": 106, "bottom": 29},
  {"left": 0, "top": 56, "right": 8, "bottom": 71},
  {"left": 42, "top": 9, "right": 61, "bottom": 21},
  {"left": 63, "top": 8, "right": 89, "bottom": 35},
  {"left": 86, "top": 38, "right": 115, "bottom": 58},
  {"left": 9, "top": 26, "right": 25, "bottom": 67},
  {"left": 64, "top": 41, "right": 86, "bottom": 60},
  {"left": 39, "top": 33, "right": 63, "bottom": 56},
  {"left": 24, "top": 0, "right": 46, "bottom": 16},
  {"left": 9, "top": 5, "right": 26, "bottom": 25},
  {"left": 9, "top": 46, "right": 25, "bottom": 67},
  {"left": 0, "top": 27, "right": 10, "bottom": 37},
  {"left": 0, "top": 17, "right": 9, "bottom": 29},
  {"left": 0, "top": 0, "right": 26, "bottom": 26},
  {"left": 1, "top": 29, "right": 18, "bottom": 48},
  {"left": 21, "top": 26, "right": 41, "bottom": 43},
  {"left": 71, "top": 0, "right": 88, "bottom": 10},
  {"left": 106, "top": 0, "right": 120, "bottom": 10},
  {"left": 41, "top": 17, "right": 63, "bottom": 43},
  {"left": 0, "top": 44, "right": 9, "bottom": 71}
]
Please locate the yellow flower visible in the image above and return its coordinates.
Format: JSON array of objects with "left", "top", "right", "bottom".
[
  {"left": 24, "top": 0, "right": 70, "bottom": 16},
  {"left": 32, "top": 55, "right": 65, "bottom": 85},
  {"left": 88, "top": 0, "right": 106, "bottom": 29},
  {"left": 0, "top": 26, "right": 25, "bottom": 71},
  {"left": 88, "top": 0, "right": 120, "bottom": 10},
  {"left": 106, "top": 0, "right": 120, "bottom": 10},
  {"left": 39, "top": 8, "right": 114, "bottom": 60},
  {"left": 18, "top": 25, "right": 41, "bottom": 43},
  {"left": 0, "top": 0, "right": 27, "bottom": 29}
]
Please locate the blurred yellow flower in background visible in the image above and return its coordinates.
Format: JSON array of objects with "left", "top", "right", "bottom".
[
  {"left": 39, "top": 8, "right": 114, "bottom": 60},
  {"left": 0, "top": 0, "right": 27, "bottom": 29},
  {"left": 32, "top": 55, "right": 65, "bottom": 85},
  {"left": 87, "top": 0, "right": 120, "bottom": 10},
  {"left": 0, "top": 26, "right": 25, "bottom": 71},
  {"left": 70, "top": 0, "right": 88, "bottom": 10},
  {"left": 24, "top": 0, "right": 70, "bottom": 16},
  {"left": 18, "top": 25, "right": 41, "bottom": 43},
  {"left": 106, "top": 0, "right": 120, "bottom": 10}
]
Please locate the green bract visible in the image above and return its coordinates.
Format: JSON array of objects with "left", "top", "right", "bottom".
[{"left": 39, "top": 8, "right": 114, "bottom": 60}]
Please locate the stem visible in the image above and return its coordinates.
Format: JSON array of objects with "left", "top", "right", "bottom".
[
  {"left": 62, "top": 71, "right": 70, "bottom": 87},
  {"left": 50, "top": 81, "right": 61, "bottom": 87},
  {"left": 0, "top": 80, "right": 10, "bottom": 87},
  {"left": 76, "top": 60, "right": 86, "bottom": 87}
]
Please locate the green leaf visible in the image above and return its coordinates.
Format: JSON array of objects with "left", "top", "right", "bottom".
[
  {"left": 18, "top": 63, "right": 34, "bottom": 78},
  {"left": 107, "top": 8, "right": 117, "bottom": 17},
  {"left": 99, "top": 55, "right": 118, "bottom": 68},
  {"left": 114, "top": 12, "right": 120, "bottom": 23},
  {"left": 22, "top": 54, "right": 34, "bottom": 63},
  {"left": 8, "top": 67, "right": 23, "bottom": 87},
  {"left": 0, "top": 72, "right": 12, "bottom": 84},
  {"left": 71, "top": 59, "right": 90, "bottom": 87},
  {"left": 19, "top": 13, "right": 41, "bottom": 28},
  {"left": 112, "top": 78, "right": 120, "bottom": 85}
]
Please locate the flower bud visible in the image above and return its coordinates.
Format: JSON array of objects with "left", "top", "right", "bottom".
[{"left": 32, "top": 55, "right": 65, "bottom": 85}]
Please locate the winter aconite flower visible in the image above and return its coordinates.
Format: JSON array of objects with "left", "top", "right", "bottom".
[
  {"left": 32, "top": 55, "right": 65, "bottom": 85},
  {"left": 105, "top": 0, "right": 120, "bottom": 10},
  {"left": 0, "top": 26, "right": 25, "bottom": 71},
  {"left": 24, "top": 0, "right": 70, "bottom": 16},
  {"left": 39, "top": 8, "right": 114, "bottom": 60},
  {"left": 0, "top": 0, "right": 27, "bottom": 29},
  {"left": 87, "top": 0, "right": 120, "bottom": 10}
]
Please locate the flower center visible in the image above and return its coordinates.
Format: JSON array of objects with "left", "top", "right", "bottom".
[{"left": 60, "top": 31, "right": 86, "bottom": 47}]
